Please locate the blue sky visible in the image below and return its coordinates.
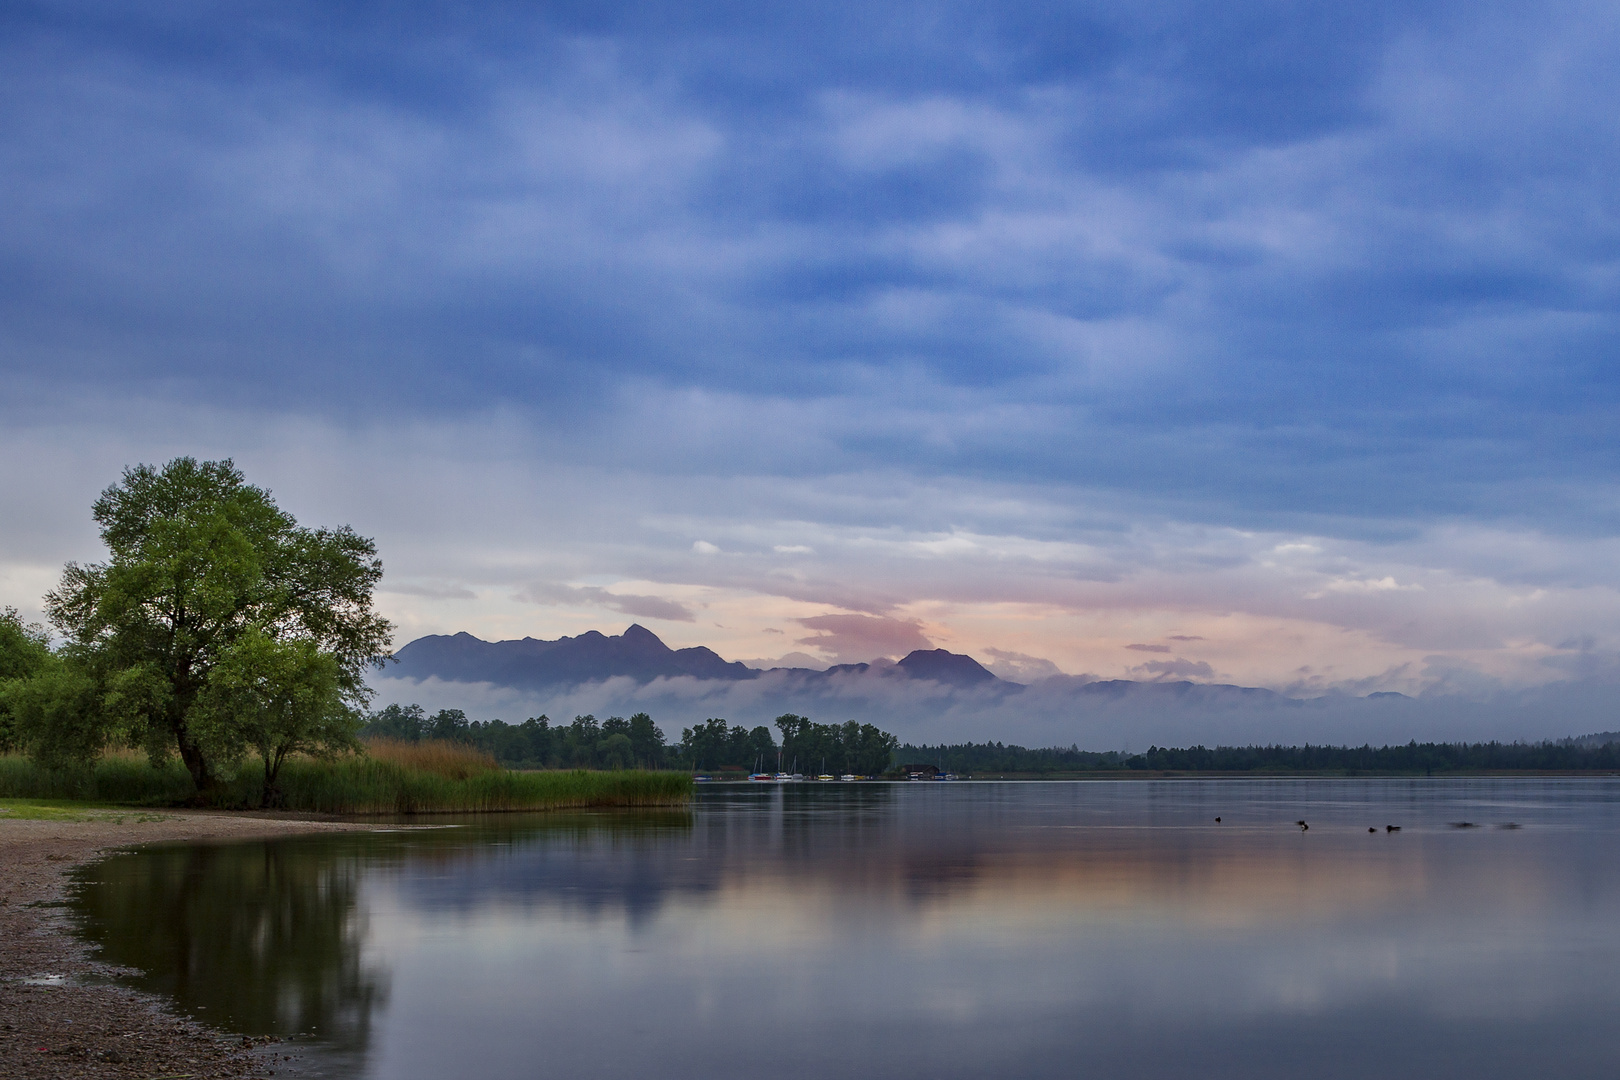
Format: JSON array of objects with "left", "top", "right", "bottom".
[{"left": 4, "top": 0, "right": 1620, "bottom": 710}]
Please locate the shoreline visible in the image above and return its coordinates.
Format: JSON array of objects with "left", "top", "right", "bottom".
[{"left": 0, "top": 809, "right": 373, "bottom": 1080}]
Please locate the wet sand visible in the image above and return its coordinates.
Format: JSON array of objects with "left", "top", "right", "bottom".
[{"left": 0, "top": 810, "right": 372, "bottom": 1080}]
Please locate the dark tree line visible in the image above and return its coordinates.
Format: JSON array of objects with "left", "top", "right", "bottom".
[
  {"left": 362, "top": 705, "right": 667, "bottom": 770},
  {"left": 363, "top": 705, "right": 903, "bottom": 774},
  {"left": 774, "top": 714, "right": 899, "bottom": 775},
  {"left": 901, "top": 738, "right": 1620, "bottom": 774},
  {"left": 675, "top": 718, "right": 777, "bottom": 773}
]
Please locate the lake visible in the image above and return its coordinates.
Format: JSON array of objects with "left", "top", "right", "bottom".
[{"left": 69, "top": 779, "right": 1620, "bottom": 1079}]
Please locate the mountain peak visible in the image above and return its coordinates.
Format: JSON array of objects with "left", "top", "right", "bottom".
[
  {"left": 622, "top": 623, "right": 664, "bottom": 645},
  {"left": 895, "top": 649, "right": 1000, "bottom": 687}
]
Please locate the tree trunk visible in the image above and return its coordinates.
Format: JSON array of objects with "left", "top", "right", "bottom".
[
  {"left": 175, "top": 724, "right": 219, "bottom": 800},
  {"left": 260, "top": 751, "right": 285, "bottom": 810}
]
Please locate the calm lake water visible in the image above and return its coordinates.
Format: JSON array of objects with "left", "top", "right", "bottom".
[{"left": 69, "top": 780, "right": 1620, "bottom": 1079}]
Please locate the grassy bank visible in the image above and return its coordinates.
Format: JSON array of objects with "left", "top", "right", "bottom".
[{"left": 0, "top": 743, "right": 691, "bottom": 814}]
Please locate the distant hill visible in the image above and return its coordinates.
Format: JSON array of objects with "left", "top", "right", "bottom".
[
  {"left": 391, "top": 624, "right": 755, "bottom": 690},
  {"left": 388, "top": 624, "right": 1012, "bottom": 691}
]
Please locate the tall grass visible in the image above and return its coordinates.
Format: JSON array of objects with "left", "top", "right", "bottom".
[
  {"left": 0, "top": 745, "right": 691, "bottom": 814},
  {"left": 0, "top": 750, "right": 195, "bottom": 805},
  {"left": 363, "top": 737, "right": 499, "bottom": 779}
]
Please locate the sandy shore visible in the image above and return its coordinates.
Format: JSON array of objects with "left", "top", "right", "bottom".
[{"left": 0, "top": 809, "right": 373, "bottom": 1080}]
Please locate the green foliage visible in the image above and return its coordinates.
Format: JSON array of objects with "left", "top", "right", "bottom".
[
  {"left": 4, "top": 656, "right": 109, "bottom": 769},
  {"left": 427, "top": 708, "right": 469, "bottom": 742},
  {"left": 194, "top": 629, "right": 362, "bottom": 807},
  {"left": 0, "top": 752, "right": 197, "bottom": 804},
  {"left": 364, "top": 703, "right": 427, "bottom": 741},
  {"left": 0, "top": 607, "right": 50, "bottom": 680},
  {"left": 255, "top": 760, "right": 690, "bottom": 814},
  {"left": 42, "top": 458, "right": 393, "bottom": 790},
  {"left": 0, "top": 607, "right": 52, "bottom": 751},
  {"left": 774, "top": 714, "right": 897, "bottom": 775},
  {"left": 364, "top": 704, "right": 901, "bottom": 775},
  {"left": 0, "top": 751, "right": 690, "bottom": 813},
  {"left": 365, "top": 707, "right": 674, "bottom": 770},
  {"left": 676, "top": 717, "right": 777, "bottom": 772},
  {"left": 626, "top": 712, "right": 666, "bottom": 765}
]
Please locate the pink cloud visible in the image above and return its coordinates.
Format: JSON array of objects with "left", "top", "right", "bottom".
[{"left": 796, "top": 613, "right": 933, "bottom": 664}]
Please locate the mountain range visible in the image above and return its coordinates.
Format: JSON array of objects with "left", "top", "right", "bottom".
[
  {"left": 377, "top": 625, "right": 1614, "bottom": 748},
  {"left": 390, "top": 624, "right": 1003, "bottom": 691}
]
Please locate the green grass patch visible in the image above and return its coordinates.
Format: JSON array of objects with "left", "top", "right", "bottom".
[
  {"left": 0, "top": 797, "right": 171, "bottom": 822},
  {"left": 0, "top": 752, "right": 691, "bottom": 815}
]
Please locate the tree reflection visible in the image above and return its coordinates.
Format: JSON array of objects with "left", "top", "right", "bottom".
[{"left": 71, "top": 839, "right": 385, "bottom": 1050}]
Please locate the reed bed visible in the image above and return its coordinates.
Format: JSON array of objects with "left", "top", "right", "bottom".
[
  {"left": 0, "top": 750, "right": 196, "bottom": 805},
  {"left": 363, "top": 737, "right": 500, "bottom": 779},
  {"left": 0, "top": 747, "right": 691, "bottom": 814},
  {"left": 246, "top": 756, "right": 690, "bottom": 814}
]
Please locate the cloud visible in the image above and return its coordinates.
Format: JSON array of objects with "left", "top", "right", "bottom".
[
  {"left": 981, "top": 647, "right": 1063, "bottom": 683},
  {"left": 1125, "top": 644, "right": 1172, "bottom": 653},
  {"left": 1129, "top": 659, "right": 1217, "bottom": 682},
  {"left": 520, "top": 583, "right": 695, "bottom": 623},
  {"left": 795, "top": 613, "right": 933, "bottom": 664},
  {"left": 692, "top": 542, "right": 721, "bottom": 555},
  {"left": 736, "top": 651, "right": 829, "bottom": 671},
  {"left": 1168, "top": 635, "right": 1204, "bottom": 642},
  {"left": 381, "top": 582, "right": 477, "bottom": 600}
]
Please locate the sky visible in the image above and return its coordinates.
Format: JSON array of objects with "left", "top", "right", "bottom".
[{"left": 3, "top": 0, "right": 1620, "bottom": 727}]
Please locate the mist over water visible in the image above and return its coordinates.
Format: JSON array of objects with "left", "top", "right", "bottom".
[{"left": 72, "top": 781, "right": 1620, "bottom": 1079}]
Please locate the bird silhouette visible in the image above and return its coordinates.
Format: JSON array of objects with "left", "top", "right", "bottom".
[
  {"left": 1368, "top": 827, "right": 1376, "bottom": 833},
  {"left": 1214, "top": 816, "right": 1221, "bottom": 823},
  {"left": 1296, "top": 820, "right": 1308, "bottom": 831},
  {"left": 1386, "top": 825, "right": 1400, "bottom": 832}
]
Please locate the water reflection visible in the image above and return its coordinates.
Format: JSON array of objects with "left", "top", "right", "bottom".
[
  {"left": 73, "top": 840, "right": 385, "bottom": 1048},
  {"left": 69, "top": 781, "right": 1620, "bottom": 1079}
]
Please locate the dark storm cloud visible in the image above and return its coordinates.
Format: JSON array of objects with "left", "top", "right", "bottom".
[{"left": 3, "top": 0, "right": 1618, "bottom": 535}]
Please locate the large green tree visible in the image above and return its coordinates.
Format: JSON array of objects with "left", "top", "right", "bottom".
[
  {"left": 194, "top": 629, "right": 360, "bottom": 806},
  {"left": 45, "top": 458, "right": 393, "bottom": 791},
  {"left": 0, "top": 606, "right": 52, "bottom": 751}
]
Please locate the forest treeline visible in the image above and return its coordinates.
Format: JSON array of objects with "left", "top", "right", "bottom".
[
  {"left": 363, "top": 706, "right": 899, "bottom": 774},
  {"left": 365, "top": 705, "right": 1620, "bottom": 775},
  {"left": 900, "top": 738, "right": 1620, "bottom": 774}
]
